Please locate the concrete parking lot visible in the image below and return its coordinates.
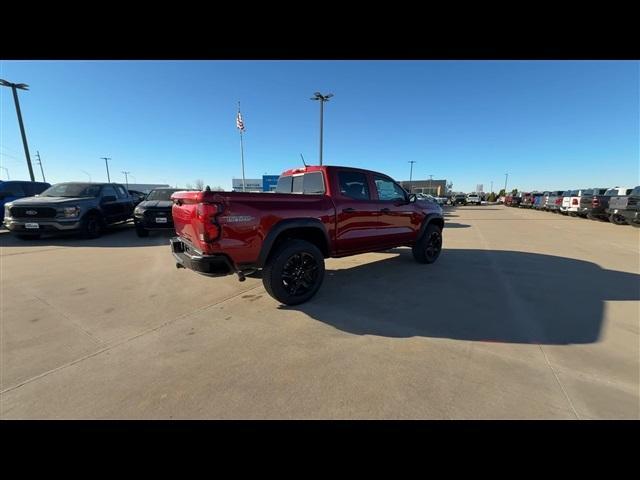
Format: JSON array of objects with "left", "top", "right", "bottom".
[{"left": 1, "top": 205, "right": 638, "bottom": 419}]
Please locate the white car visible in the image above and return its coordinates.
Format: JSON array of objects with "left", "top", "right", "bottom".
[{"left": 466, "top": 193, "right": 481, "bottom": 205}]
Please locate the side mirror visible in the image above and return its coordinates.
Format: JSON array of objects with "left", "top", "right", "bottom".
[
  {"left": 102, "top": 195, "right": 117, "bottom": 203},
  {"left": 408, "top": 193, "right": 417, "bottom": 203}
]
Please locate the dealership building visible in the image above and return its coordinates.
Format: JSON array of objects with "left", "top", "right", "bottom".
[
  {"left": 398, "top": 179, "right": 448, "bottom": 196},
  {"left": 232, "top": 175, "right": 280, "bottom": 192}
]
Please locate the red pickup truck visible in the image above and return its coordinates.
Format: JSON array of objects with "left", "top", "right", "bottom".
[{"left": 169, "top": 165, "right": 444, "bottom": 305}]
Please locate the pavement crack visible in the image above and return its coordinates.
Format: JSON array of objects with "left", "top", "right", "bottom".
[{"left": 538, "top": 345, "right": 581, "bottom": 419}]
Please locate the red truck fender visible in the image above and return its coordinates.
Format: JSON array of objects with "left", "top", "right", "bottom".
[
  {"left": 257, "top": 218, "right": 331, "bottom": 268},
  {"left": 417, "top": 213, "right": 445, "bottom": 240}
]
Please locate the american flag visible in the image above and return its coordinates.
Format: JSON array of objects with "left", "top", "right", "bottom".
[{"left": 236, "top": 111, "right": 245, "bottom": 131}]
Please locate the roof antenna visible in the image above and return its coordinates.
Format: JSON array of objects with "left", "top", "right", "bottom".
[{"left": 300, "top": 153, "right": 308, "bottom": 168}]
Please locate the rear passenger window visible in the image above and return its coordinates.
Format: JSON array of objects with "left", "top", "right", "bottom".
[{"left": 338, "top": 171, "right": 370, "bottom": 200}]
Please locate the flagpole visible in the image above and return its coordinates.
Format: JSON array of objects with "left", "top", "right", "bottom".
[{"left": 238, "top": 101, "right": 246, "bottom": 192}]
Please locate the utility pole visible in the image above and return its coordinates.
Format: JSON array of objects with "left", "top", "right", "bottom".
[
  {"left": 35, "top": 151, "right": 46, "bottom": 182},
  {"left": 408, "top": 161, "right": 416, "bottom": 192},
  {"left": 490, "top": 180, "right": 493, "bottom": 194},
  {"left": 121, "top": 171, "right": 130, "bottom": 189},
  {"left": 504, "top": 172, "right": 509, "bottom": 194},
  {"left": 428, "top": 174, "right": 434, "bottom": 195},
  {"left": 101, "top": 157, "right": 111, "bottom": 182},
  {"left": 0, "top": 79, "right": 35, "bottom": 181},
  {"left": 311, "top": 92, "right": 333, "bottom": 166}
]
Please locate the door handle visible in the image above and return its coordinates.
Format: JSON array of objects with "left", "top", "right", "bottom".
[
  {"left": 380, "top": 208, "right": 391, "bottom": 213},
  {"left": 342, "top": 207, "right": 355, "bottom": 213}
]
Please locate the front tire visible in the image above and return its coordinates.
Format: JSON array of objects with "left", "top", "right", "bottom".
[
  {"left": 81, "top": 213, "right": 104, "bottom": 239},
  {"left": 412, "top": 223, "right": 443, "bottom": 264},
  {"left": 262, "top": 239, "right": 325, "bottom": 305}
]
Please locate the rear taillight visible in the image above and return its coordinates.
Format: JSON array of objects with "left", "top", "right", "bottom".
[
  {"left": 195, "top": 202, "right": 222, "bottom": 243},
  {"left": 556, "top": 198, "right": 562, "bottom": 205},
  {"left": 572, "top": 198, "right": 578, "bottom": 205},
  {"left": 592, "top": 197, "right": 600, "bottom": 207}
]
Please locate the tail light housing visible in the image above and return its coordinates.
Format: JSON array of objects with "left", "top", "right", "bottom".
[
  {"left": 572, "top": 198, "right": 579, "bottom": 205},
  {"left": 555, "top": 198, "right": 562, "bottom": 205},
  {"left": 195, "top": 202, "right": 222, "bottom": 243},
  {"left": 592, "top": 197, "right": 600, "bottom": 208}
]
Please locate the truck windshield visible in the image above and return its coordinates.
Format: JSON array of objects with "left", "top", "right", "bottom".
[
  {"left": 40, "top": 183, "right": 101, "bottom": 198},
  {"left": 146, "top": 189, "right": 180, "bottom": 201}
]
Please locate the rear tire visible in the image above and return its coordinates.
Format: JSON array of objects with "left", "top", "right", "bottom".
[
  {"left": 412, "top": 223, "right": 443, "bottom": 264},
  {"left": 262, "top": 239, "right": 325, "bottom": 305},
  {"left": 609, "top": 214, "right": 627, "bottom": 225}
]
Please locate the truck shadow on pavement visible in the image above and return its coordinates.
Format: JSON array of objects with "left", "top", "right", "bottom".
[
  {"left": 0, "top": 223, "right": 174, "bottom": 248},
  {"left": 284, "top": 248, "right": 640, "bottom": 344}
]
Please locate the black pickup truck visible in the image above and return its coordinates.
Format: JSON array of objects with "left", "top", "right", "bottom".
[
  {"left": 607, "top": 186, "right": 640, "bottom": 226},
  {"left": 133, "top": 187, "right": 187, "bottom": 237},
  {"left": 3, "top": 182, "right": 134, "bottom": 239}
]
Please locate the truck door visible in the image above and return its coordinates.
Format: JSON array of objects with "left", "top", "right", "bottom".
[
  {"left": 371, "top": 175, "right": 417, "bottom": 246},
  {"left": 114, "top": 184, "right": 133, "bottom": 221},
  {"left": 100, "top": 185, "right": 120, "bottom": 223},
  {"left": 332, "top": 170, "right": 381, "bottom": 254}
]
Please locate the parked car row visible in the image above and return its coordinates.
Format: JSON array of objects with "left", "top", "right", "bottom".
[
  {"left": 504, "top": 187, "right": 640, "bottom": 226},
  {"left": 2, "top": 181, "right": 188, "bottom": 239}
]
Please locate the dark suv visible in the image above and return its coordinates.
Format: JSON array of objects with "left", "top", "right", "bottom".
[
  {"left": 133, "top": 187, "right": 186, "bottom": 237},
  {"left": 3, "top": 182, "right": 134, "bottom": 239},
  {"left": 0, "top": 180, "right": 50, "bottom": 222}
]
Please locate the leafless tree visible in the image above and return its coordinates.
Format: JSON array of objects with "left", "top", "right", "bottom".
[{"left": 194, "top": 179, "right": 205, "bottom": 190}]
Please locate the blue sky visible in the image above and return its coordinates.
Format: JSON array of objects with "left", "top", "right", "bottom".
[{"left": 1, "top": 60, "right": 638, "bottom": 192}]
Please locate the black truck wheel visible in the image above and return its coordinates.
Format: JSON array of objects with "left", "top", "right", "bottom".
[
  {"left": 81, "top": 213, "right": 104, "bottom": 239},
  {"left": 609, "top": 214, "right": 627, "bottom": 225},
  {"left": 262, "top": 239, "right": 325, "bottom": 305},
  {"left": 412, "top": 223, "right": 443, "bottom": 264}
]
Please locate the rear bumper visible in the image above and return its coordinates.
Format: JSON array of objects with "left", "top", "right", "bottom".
[
  {"left": 607, "top": 209, "right": 639, "bottom": 223},
  {"left": 170, "top": 237, "right": 235, "bottom": 277}
]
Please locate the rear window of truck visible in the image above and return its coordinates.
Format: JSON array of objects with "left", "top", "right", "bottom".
[{"left": 275, "top": 172, "right": 326, "bottom": 195}]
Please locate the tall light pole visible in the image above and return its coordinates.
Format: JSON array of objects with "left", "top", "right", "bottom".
[
  {"left": 490, "top": 180, "right": 493, "bottom": 195},
  {"left": 122, "top": 171, "right": 130, "bottom": 189},
  {"left": 504, "top": 172, "right": 509, "bottom": 194},
  {"left": 408, "top": 161, "right": 416, "bottom": 192},
  {"left": 0, "top": 79, "right": 35, "bottom": 181},
  {"left": 35, "top": 151, "right": 46, "bottom": 182},
  {"left": 311, "top": 92, "right": 333, "bottom": 166},
  {"left": 100, "top": 157, "right": 111, "bottom": 182},
  {"left": 428, "top": 174, "right": 434, "bottom": 195}
]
